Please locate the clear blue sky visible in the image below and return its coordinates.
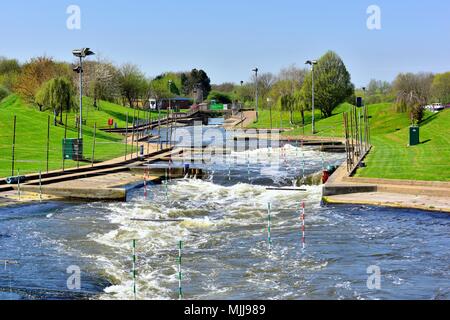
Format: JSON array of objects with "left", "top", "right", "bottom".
[{"left": 1, "top": 0, "right": 450, "bottom": 86}]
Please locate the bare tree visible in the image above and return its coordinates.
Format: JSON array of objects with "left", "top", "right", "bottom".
[{"left": 278, "top": 64, "right": 307, "bottom": 90}]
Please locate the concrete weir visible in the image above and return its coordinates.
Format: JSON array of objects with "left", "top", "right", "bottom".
[{"left": 1, "top": 147, "right": 202, "bottom": 202}]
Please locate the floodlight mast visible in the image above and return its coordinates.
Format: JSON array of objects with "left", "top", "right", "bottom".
[
  {"left": 72, "top": 48, "right": 95, "bottom": 142},
  {"left": 305, "top": 60, "right": 318, "bottom": 134}
]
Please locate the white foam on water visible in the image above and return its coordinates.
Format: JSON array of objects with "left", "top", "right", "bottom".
[{"left": 91, "top": 178, "right": 324, "bottom": 299}]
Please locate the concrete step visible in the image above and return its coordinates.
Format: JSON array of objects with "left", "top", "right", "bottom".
[
  {"left": 377, "top": 184, "right": 450, "bottom": 198},
  {"left": 323, "top": 184, "right": 377, "bottom": 196},
  {"left": 22, "top": 166, "right": 131, "bottom": 187}
]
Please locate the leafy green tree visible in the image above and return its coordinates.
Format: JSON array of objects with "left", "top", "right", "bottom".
[
  {"left": 431, "top": 72, "right": 450, "bottom": 104},
  {"left": 119, "top": 64, "right": 147, "bottom": 108},
  {"left": 181, "top": 69, "right": 211, "bottom": 99},
  {"left": 302, "top": 51, "right": 354, "bottom": 118},
  {"left": 15, "top": 56, "right": 71, "bottom": 105},
  {"left": 293, "top": 89, "right": 307, "bottom": 127},
  {"left": 149, "top": 74, "right": 180, "bottom": 101},
  {"left": 0, "top": 57, "right": 21, "bottom": 90},
  {"left": 207, "top": 91, "right": 232, "bottom": 104},
  {"left": 0, "top": 86, "right": 10, "bottom": 102},
  {"left": 35, "top": 77, "right": 77, "bottom": 124},
  {"left": 393, "top": 72, "right": 434, "bottom": 123}
]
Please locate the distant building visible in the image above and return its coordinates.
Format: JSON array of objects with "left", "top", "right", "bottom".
[{"left": 158, "top": 97, "right": 193, "bottom": 110}]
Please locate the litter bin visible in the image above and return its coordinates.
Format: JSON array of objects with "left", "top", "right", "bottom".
[
  {"left": 5, "top": 176, "right": 27, "bottom": 185},
  {"left": 63, "top": 138, "right": 83, "bottom": 161},
  {"left": 409, "top": 126, "right": 420, "bottom": 146}
]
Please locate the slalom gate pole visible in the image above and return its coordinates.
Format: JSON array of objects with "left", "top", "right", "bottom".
[
  {"left": 267, "top": 203, "right": 272, "bottom": 251},
  {"left": 132, "top": 239, "right": 137, "bottom": 300},
  {"left": 301, "top": 202, "right": 306, "bottom": 250},
  {"left": 144, "top": 168, "right": 148, "bottom": 199},
  {"left": 178, "top": 240, "right": 183, "bottom": 300}
]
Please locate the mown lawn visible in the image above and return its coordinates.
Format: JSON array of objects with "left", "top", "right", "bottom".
[
  {"left": 63, "top": 96, "right": 167, "bottom": 129},
  {"left": 357, "top": 107, "right": 450, "bottom": 181},
  {"left": 0, "top": 95, "right": 153, "bottom": 177},
  {"left": 246, "top": 103, "right": 450, "bottom": 181},
  {"left": 248, "top": 103, "right": 352, "bottom": 138}
]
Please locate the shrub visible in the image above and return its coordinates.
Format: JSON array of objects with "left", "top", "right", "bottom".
[{"left": 0, "top": 86, "right": 10, "bottom": 102}]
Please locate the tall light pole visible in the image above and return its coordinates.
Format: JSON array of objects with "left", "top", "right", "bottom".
[
  {"left": 252, "top": 68, "right": 259, "bottom": 123},
  {"left": 362, "top": 86, "right": 368, "bottom": 150},
  {"left": 167, "top": 80, "right": 173, "bottom": 148},
  {"left": 305, "top": 60, "right": 317, "bottom": 134},
  {"left": 240, "top": 81, "right": 244, "bottom": 128},
  {"left": 72, "top": 48, "right": 95, "bottom": 141}
]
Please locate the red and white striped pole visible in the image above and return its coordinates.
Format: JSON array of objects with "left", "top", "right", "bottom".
[{"left": 301, "top": 201, "right": 306, "bottom": 250}]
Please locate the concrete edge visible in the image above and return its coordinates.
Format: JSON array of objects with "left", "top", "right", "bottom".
[{"left": 322, "top": 196, "right": 450, "bottom": 214}]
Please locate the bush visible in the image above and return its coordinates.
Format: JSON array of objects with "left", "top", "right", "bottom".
[
  {"left": 207, "top": 90, "right": 233, "bottom": 104},
  {"left": 0, "top": 86, "right": 10, "bottom": 102}
]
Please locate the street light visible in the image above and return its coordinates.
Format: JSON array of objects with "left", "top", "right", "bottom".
[
  {"left": 252, "top": 68, "right": 259, "bottom": 123},
  {"left": 72, "top": 48, "right": 95, "bottom": 142},
  {"left": 305, "top": 60, "right": 317, "bottom": 134},
  {"left": 167, "top": 80, "right": 173, "bottom": 148},
  {"left": 240, "top": 81, "right": 244, "bottom": 128}
]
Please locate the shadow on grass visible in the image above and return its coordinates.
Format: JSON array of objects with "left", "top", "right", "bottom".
[{"left": 419, "top": 113, "right": 439, "bottom": 126}]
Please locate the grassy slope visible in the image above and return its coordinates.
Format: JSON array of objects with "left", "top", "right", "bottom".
[
  {"left": 0, "top": 95, "right": 150, "bottom": 177},
  {"left": 248, "top": 103, "right": 352, "bottom": 137},
  {"left": 246, "top": 103, "right": 450, "bottom": 181},
  {"left": 64, "top": 96, "right": 167, "bottom": 129},
  {"left": 358, "top": 106, "right": 450, "bottom": 181}
]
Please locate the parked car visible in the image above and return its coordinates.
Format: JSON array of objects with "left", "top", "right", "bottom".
[{"left": 424, "top": 103, "right": 445, "bottom": 112}]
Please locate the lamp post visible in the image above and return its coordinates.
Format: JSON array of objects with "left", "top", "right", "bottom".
[
  {"left": 252, "top": 68, "right": 259, "bottom": 123},
  {"left": 362, "top": 86, "right": 368, "bottom": 150},
  {"left": 240, "top": 81, "right": 244, "bottom": 128},
  {"left": 305, "top": 60, "right": 317, "bottom": 134},
  {"left": 72, "top": 48, "right": 95, "bottom": 141},
  {"left": 167, "top": 80, "right": 173, "bottom": 148}
]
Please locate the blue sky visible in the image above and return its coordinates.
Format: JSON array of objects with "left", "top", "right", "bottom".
[{"left": 1, "top": 0, "right": 450, "bottom": 86}]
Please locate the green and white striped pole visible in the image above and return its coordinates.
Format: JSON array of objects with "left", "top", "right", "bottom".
[
  {"left": 132, "top": 239, "right": 137, "bottom": 300},
  {"left": 178, "top": 240, "right": 183, "bottom": 300}
]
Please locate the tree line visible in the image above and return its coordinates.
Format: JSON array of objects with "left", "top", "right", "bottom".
[
  {"left": 208, "top": 51, "right": 354, "bottom": 126},
  {"left": 1, "top": 52, "right": 450, "bottom": 125},
  {"left": 0, "top": 55, "right": 211, "bottom": 124},
  {"left": 210, "top": 51, "right": 450, "bottom": 124}
]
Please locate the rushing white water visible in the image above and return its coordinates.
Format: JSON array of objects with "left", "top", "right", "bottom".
[
  {"left": 90, "top": 180, "right": 325, "bottom": 300},
  {"left": 1, "top": 142, "right": 448, "bottom": 300}
]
